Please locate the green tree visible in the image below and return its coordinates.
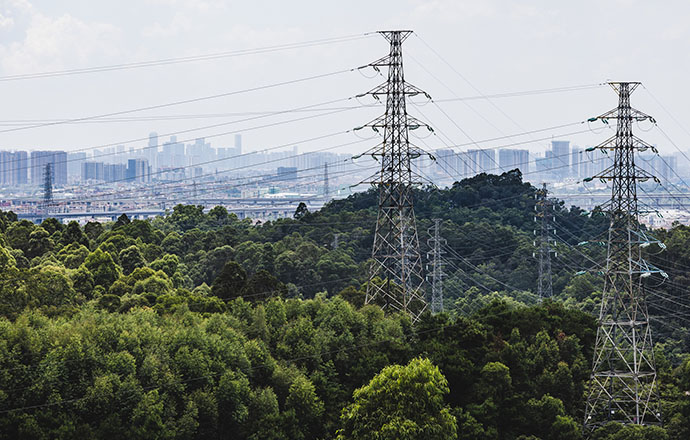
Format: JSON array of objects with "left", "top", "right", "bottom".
[
  {"left": 284, "top": 375, "right": 325, "bottom": 440},
  {"left": 5, "top": 220, "right": 35, "bottom": 254},
  {"left": 60, "top": 221, "right": 89, "bottom": 247},
  {"left": 337, "top": 358, "right": 457, "bottom": 440},
  {"left": 114, "top": 213, "right": 131, "bottom": 229},
  {"left": 58, "top": 243, "right": 91, "bottom": 269},
  {"left": 83, "top": 248, "right": 121, "bottom": 289},
  {"left": 211, "top": 261, "right": 247, "bottom": 301},
  {"left": 84, "top": 221, "right": 104, "bottom": 241},
  {"left": 119, "top": 245, "right": 147, "bottom": 275},
  {"left": 26, "top": 227, "right": 54, "bottom": 258}
]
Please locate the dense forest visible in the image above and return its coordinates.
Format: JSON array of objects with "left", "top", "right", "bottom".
[{"left": 0, "top": 170, "right": 689, "bottom": 439}]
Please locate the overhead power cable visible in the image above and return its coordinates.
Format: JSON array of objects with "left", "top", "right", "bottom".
[
  {"left": 0, "top": 68, "right": 356, "bottom": 135},
  {"left": 0, "top": 33, "right": 373, "bottom": 82}
]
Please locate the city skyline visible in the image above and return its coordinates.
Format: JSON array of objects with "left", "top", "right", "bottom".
[{"left": 1, "top": 1, "right": 689, "bottom": 163}]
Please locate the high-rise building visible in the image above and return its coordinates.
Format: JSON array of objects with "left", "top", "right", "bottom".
[
  {"left": 159, "top": 136, "right": 185, "bottom": 168},
  {"left": 277, "top": 166, "right": 298, "bottom": 181},
  {"left": 570, "top": 146, "right": 580, "bottom": 177},
  {"left": 461, "top": 150, "right": 479, "bottom": 177},
  {"left": 498, "top": 149, "right": 530, "bottom": 174},
  {"left": 81, "top": 161, "right": 105, "bottom": 182},
  {"left": 551, "top": 140, "right": 570, "bottom": 174},
  {"left": 478, "top": 149, "right": 496, "bottom": 173},
  {"left": 234, "top": 134, "right": 242, "bottom": 153},
  {"left": 30, "top": 151, "right": 67, "bottom": 186},
  {"left": 126, "top": 158, "right": 151, "bottom": 183},
  {"left": 104, "top": 163, "right": 127, "bottom": 183},
  {"left": 435, "top": 149, "right": 459, "bottom": 177},
  {"left": 638, "top": 154, "right": 677, "bottom": 184},
  {"left": 67, "top": 152, "right": 87, "bottom": 182},
  {"left": 148, "top": 132, "right": 158, "bottom": 169},
  {"left": 187, "top": 138, "right": 214, "bottom": 170},
  {"left": 0, "top": 151, "right": 28, "bottom": 186}
]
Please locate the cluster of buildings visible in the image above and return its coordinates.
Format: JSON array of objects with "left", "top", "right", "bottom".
[
  {"left": 0, "top": 150, "right": 67, "bottom": 186},
  {"left": 431, "top": 140, "right": 680, "bottom": 184},
  {"left": 0, "top": 132, "right": 356, "bottom": 195},
  {"left": 0, "top": 135, "right": 684, "bottom": 202}
]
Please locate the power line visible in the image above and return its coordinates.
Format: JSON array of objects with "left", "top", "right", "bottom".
[
  {"left": 0, "top": 33, "right": 373, "bottom": 82},
  {"left": 0, "top": 68, "right": 356, "bottom": 135}
]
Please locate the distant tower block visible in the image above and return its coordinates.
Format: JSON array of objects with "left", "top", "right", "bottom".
[{"left": 234, "top": 134, "right": 242, "bottom": 153}]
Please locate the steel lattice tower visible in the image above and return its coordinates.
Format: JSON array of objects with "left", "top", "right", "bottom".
[
  {"left": 584, "top": 82, "right": 662, "bottom": 430},
  {"left": 363, "top": 30, "right": 430, "bottom": 322},
  {"left": 534, "top": 183, "right": 554, "bottom": 299},
  {"left": 323, "top": 163, "right": 329, "bottom": 197},
  {"left": 43, "top": 163, "right": 53, "bottom": 215},
  {"left": 427, "top": 219, "right": 446, "bottom": 314}
]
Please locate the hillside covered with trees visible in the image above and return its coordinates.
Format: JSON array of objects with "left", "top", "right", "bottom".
[{"left": 0, "top": 170, "right": 689, "bottom": 439}]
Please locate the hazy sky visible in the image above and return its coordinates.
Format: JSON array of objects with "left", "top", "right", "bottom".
[{"left": 0, "top": 0, "right": 688, "bottom": 161}]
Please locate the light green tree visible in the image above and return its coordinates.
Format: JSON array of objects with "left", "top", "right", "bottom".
[{"left": 337, "top": 357, "right": 457, "bottom": 440}]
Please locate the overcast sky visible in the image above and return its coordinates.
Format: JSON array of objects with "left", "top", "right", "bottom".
[{"left": 0, "top": 0, "right": 688, "bottom": 160}]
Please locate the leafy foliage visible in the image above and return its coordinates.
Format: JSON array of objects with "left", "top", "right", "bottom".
[{"left": 0, "top": 171, "right": 687, "bottom": 439}]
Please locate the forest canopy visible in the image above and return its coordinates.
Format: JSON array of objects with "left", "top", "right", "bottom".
[{"left": 0, "top": 171, "right": 688, "bottom": 439}]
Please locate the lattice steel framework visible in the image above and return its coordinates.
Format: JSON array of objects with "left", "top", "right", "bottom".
[
  {"left": 43, "top": 163, "right": 53, "bottom": 215},
  {"left": 534, "top": 183, "right": 554, "bottom": 299},
  {"left": 323, "top": 163, "right": 329, "bottom": 196},
  {"left": 427, "top": 219, "right": 446, "bottom": 314},
  {"left": 362, "top": 30, "right": 430, "bottom": 322},
  {"left": 584, "top": 82, "right": 662, "bottom": 430}
]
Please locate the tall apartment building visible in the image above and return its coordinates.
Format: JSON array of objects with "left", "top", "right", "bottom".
[
  {"left": 104, "top": 164, "right": 127, "bottom": 183},
  {"left": 551, "top": 140, "right": 570, "bottom": 172},
  {"left": 82, "top": 162, "right": 105, "bottom": 182},
  {"left": 498, "top": 149, "right": 530, "bottom": 174},
  {"left": 463, "top": 149, "right": 496, "bottom": 176},
  {"left": 126, "top": 158, "right": 151, "bottom": 183},
  {"left": 30, "top": 151, "right": 67, "bottom": 186},
  {"left": 435, "top": 149, "right": 460, "bottom": 177},
  {"left": 159, "top": 136, "right": 185, "bottom": 168},
  {"left": 67, "top": 152, "right": 87, "bottom": 182},
  {"left": 571, "top": 146, "right": 582, "bottom": 178},
  {"left": 0, "top": 150, "right": 28, "bottom": 185}
]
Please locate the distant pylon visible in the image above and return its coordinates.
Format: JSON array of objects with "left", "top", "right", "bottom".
[
  {"left": 361, "top": 30, "right": 432, "bottom": 322},
  {"left": 583, "top": 82, "right": 662, "bottom": 430},
  {"left": 323, "top": 163, "right": 329, "bottom": 196},
  {"left": 427, "top": 219, "right": 446, "bottom": 314},
  {"left": 43, "top": 163, "right": 53, "bottom": 215},
  {"left": 534, "top": 183, "right": 554, "bottom": 299}
]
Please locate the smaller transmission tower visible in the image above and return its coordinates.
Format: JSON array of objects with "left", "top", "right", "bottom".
[
  {"left": 323, "top": 163, "right": 329, "bottom": 197},
  {"left": 43, "top": 163, "right": 53, "bottom": 215},
  {"left": 427, "top": 219, "right": 446, "bottom": 314},
  {"left": 534, "top": 183, "right": 555, "bottom": 299}
]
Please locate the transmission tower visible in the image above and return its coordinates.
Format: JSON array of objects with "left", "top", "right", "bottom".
[
  {"left": 583, "top": 82, "right": 662, "bottom": 430},
  {"left": 361, "top": 30, "right": 431, "bottom": 322},
  {"left": 534, "top": 183, "right": 555, "bottom": 299},
  {"left": 427, "top": 219, "right": 446, "bottom": 314},
  {"left": 43, "top": 163, "right": 53, "bottom": 215},
  {"left": 323, "top": 163, "right": 329, "bottom": 196}
]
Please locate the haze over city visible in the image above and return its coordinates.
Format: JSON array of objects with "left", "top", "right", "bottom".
[{"left": 1, "top": 0, "right": 689, "bottom": 156}]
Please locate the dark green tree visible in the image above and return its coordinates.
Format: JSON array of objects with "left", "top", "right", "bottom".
[{"left": 211, "top": 261, "right": 247, "bottom": 301}]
